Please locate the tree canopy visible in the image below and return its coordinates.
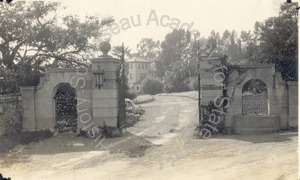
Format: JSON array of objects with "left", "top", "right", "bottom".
[
  {"left": 0, "top": 1, "right": 113, "bottom": 92},
  {"left": 1, "top": 2, "right": 296, "bottom": 94},
  {"left": 156, "top": 29, "right": 191, "bottom": 77},
  {"left": 112, "top": 45, "right": 132, "bottom": 60},
  {"left": 138, "top": 2, "right": 298, "bottom": 93},
  {"left": 136, "top": 38, "right": 161, "bottom": 62},
  {"left": 247, "top": 3, "right": 298, "bottom": 80}
]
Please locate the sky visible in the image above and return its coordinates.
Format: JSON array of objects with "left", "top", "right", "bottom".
[{"left": 60, "top": 0, "right": 283, "bottom": 53}]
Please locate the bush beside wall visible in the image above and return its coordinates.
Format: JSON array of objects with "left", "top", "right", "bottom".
[{"left": 142, "top": 79, "right": 164, "bottom": 95}]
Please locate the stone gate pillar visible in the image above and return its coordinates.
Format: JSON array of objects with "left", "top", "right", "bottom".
[{"left": 90, "top": 42, "right": 120, "bottom": 127}]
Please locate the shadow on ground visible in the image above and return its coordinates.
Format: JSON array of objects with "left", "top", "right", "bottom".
[
  {"left": 214, "top": 129, "right": 297, "bottom": 144},
  {"left": 0, "top": 131, "right": 154, "bottom": 167}
]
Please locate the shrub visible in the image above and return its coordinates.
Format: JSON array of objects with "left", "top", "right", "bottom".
[
  {"left": 79, "top": 123, "right": 123, "bottom": 138},
  {"left": 125, "top": 98, "right": 145, "bottom": 115},
  {"left": 99, "top": 123, "right": 123, "bottom": 138},
  {"left": 203, "top": 101, "right": 226, "bottom": 133},
  {"left": 162, "top": 82, "right": 173, "bottom": 93},
  {"left": 142, "top": 78, "right": 163, "bottom": 95},
  {"left": 194, "top": 101, "right": 226, "bottom": 138},
  {"left": 79, "top": 129, "right": 88, "bottom": 137},
  {"left": 125, "top": 113, "right": 140, "bottom": 127},
  {"left": 163, "top": 80, "right": 190, "bottom": 93},
  {"left": 124, "top": 98, "right": 145, "bottom": 128},
  {"left": 162, "top": 72, "right": 190, "bottom": 93},
  {"left": 125, "top": 90, "right": 137, "bottom": 100}
]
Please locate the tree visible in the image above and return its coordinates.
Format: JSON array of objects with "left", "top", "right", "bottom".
[
  {"left": 247, "top": 3, "right": 298, "bottom": 80},
  {"left": 219, "top": 30, "right": 245, "bottom": 63},
  {"left": 0, "top": 1, "right": 113, "bottom": 92},
  {"left": 240, "top": 30, "right": 260, "bottom": 62},
  {"left": 158, "top": 29, "right": 222, "bottom": 92},
  {"left": 111, "top": 45, "right": 132, "bottom": 59},
  {"left": 136, "top": 38, "right": 161, "bottom": 62},
  {"left": 156, "top": 29, "right": 190, "bottom": 77},
  {"left": 111, "top": 45, "right": 131, "bottom": 76},
  {"left": 163, "top": 60, "right": 191, "bottom": 92},
  {"left": 180, "top": 40, "right": 198, "bottom": 79}
]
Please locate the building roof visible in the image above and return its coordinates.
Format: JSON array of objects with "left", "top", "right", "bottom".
[{"left": 127, "top": 56, "right": 151, "bottom": 63}]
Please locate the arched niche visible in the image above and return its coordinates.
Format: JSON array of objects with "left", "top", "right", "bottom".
[{"left": 242, "top": 79, "right": 269, "bottom": 115}]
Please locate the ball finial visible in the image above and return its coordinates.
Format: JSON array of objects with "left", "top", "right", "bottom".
[{"left": 99, "top": 41, "right": 111, "bottom": 56}]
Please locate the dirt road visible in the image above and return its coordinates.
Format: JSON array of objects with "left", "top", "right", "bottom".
[{"left": 0, "top": 92, "right": 298, "bottom": 180}]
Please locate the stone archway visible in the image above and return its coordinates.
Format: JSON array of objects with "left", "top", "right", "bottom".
[
  {"left": 53, "top": 83, "right": 77, "bottom": 133},
  {"left": 242, "top": 79, "right": 269, "bottom": 115},
  {"left": 224, "top": 64, "right": 294, "bottom": 134},
  {"left": 20, "top": 42, "right": 121, "bottom": 132}
]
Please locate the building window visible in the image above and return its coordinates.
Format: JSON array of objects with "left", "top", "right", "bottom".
[
  {"left": 130, "top": 73, "right": 133, "bottom": 79},
  {"left": 145, "top": 65, "right": 147, "bottom": 69},
  {"left": 138, "top": 64, "right": 140, "bottom": 69},
  {"left": 131, "top": 64, "right": 133, "bottom": 69},
  {"left": 142, "top": 64, "right": 144, "bottom": 69},
  {"left": 136, "top": 86, "right": 140, "bottom": 91}
]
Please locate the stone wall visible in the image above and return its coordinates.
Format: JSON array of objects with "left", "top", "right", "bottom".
[
  {"left": 226, "top": 64, "right": 291, "bottom": 134},
  {"left": 233, "top": 114, "right": 280, "bottom": 134},
  {"left": 90, "top": 57, "right": 120, "bottom": 128},
  {"left": 272, "top": 72, "right": 289, "bottom": 128},
  {"left": 0, "top": 94, "right": 22, "bottom": 135},
  {"left": 20, "top": 54, "right": 121, "bottom": 133},
  {"left": 287, "top": 81, "right": 298, "bottom": 127},
  {"left": 20, "top": 68, "right": 94, "bottom": 132}
]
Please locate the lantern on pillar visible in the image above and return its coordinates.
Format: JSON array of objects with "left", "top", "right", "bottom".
[{"left": 93, "top": 65, "right": 105, "bottom": 89}]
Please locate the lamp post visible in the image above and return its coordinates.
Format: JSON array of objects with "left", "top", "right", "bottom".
[
  {"left": 197, "top": 42, "right": 202, "bottom": 125},
  {"left": 93, "top": 65, "right": 105, "bottom": 90}
]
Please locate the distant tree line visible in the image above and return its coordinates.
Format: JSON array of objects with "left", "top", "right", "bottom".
[{"left": 129, "top": 3, "right": 297, "bottom": 93}]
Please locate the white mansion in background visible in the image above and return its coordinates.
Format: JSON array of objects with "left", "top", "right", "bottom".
[{"left": 127, "top": 56, "right": 157, "bottom": 91}]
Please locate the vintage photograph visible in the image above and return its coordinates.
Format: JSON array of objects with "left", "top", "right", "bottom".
[{"left": 0, "top": 0, "right": 298, "bottom": 179}]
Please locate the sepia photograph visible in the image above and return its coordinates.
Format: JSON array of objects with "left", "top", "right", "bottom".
[{"left": 0, "top": 0, "right": 298, "bottom": 179}]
